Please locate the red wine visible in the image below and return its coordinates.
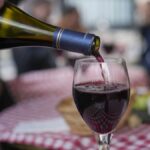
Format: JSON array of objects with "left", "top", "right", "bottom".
[
  {"left": 96, "top": 54, "right": 104, "bottom": 62},
  {"left": 95, "top": 54, "right": 111, "bottom": 83},
  {"left": 73, "top": 82, "right": 130, "bottom": 134}
]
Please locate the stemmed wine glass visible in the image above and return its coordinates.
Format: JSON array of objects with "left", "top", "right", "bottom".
[{"left": 72, "top": 57, "right": 130, "bottom": 150}]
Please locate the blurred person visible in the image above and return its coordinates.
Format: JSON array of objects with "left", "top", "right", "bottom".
[
  {"left": 120, "top": 0, "right": 150, "bottom": 88},
  {"left": 12, "top": 0, "right": 57, "bottom": 75},
  {"left": 58, "top": 6, "right": 87, "bottom": 67},
  {"left": 59, "top": 6, "right": 87, "bottom": 32},
  {"left": 135, "top": 0, "right": 150, "bottom": 75}
]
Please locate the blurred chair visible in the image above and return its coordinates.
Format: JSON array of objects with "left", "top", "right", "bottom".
[{"left": 0, "top": 80, "right": 15, "bottom": 112}]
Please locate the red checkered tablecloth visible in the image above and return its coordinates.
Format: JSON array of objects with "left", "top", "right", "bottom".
[
  {"left": 1, "top": 124, "right": 150, "bottom": 150},
  {"left": 0, "top": 67, "right": 150, "bottom": 150}
]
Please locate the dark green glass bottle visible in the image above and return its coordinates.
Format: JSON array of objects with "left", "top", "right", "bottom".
[{"left": 0, "top": 2, "right": 100, "bottom": 56}]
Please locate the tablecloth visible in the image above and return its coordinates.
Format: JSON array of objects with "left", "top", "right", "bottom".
[{"left": 0, "top": 67, "right": 150, "bottom": 150}]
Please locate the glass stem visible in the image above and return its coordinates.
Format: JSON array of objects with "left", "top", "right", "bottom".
[{"left": 98, "top": 133, "right": 112, "bottom": 150}]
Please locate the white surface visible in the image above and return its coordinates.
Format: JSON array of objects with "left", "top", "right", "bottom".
[{"left": 13, "top": 118, "right": 69, "bottom": 134}]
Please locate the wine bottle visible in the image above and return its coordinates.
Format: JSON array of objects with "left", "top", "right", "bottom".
[{"left": 0, "top": 2, "right": 100, "bottom": 56}]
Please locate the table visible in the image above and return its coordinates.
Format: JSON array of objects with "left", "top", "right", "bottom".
[{"left": 0, "top": 67, "right": 150, "bottom": 150}]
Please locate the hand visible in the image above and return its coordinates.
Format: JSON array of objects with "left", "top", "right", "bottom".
[{"left": 0, "top": 0, "right": 4, "bottom": 8}]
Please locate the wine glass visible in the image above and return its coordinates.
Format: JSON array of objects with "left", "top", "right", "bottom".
[{"left": 72, "top": 57, "right": 130, "bottom": 150}]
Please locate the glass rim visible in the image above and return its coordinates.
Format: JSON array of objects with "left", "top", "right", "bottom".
[{"left": 75, "top": 56, "right": 126, "bottom": 64}]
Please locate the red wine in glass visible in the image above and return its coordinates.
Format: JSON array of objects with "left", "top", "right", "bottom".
[
  {"left": 73, "top": 81, "right": 130, "bottom": 134},
  {"left": 73, "top": 56, "right": 130, "bottom": 149}
]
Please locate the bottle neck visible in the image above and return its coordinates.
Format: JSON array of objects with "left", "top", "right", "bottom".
[
  {"left": 53, "top": 28, "right": 100, "bottom": 55},
  {"left": 91, "top": 36, "right": 100, "bottom": 56}
]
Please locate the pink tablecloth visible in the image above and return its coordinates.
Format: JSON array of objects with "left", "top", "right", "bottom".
[{"left": 0, "top": 67, "right": 150, "bottom": 150}]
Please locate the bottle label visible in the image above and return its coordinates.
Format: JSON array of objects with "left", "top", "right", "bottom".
[{"left": 53, "top": 28, "right": 95, "bottom": 55}]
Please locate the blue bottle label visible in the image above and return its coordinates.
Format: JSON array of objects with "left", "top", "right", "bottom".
[{"left": 53, "top": 28, "right": 95, "bottom": 55}]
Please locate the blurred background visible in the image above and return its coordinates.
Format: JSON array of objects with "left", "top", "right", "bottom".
[
  {"left": 1, "top": 0, "right": 150, "bottom": 149},
  {"left": 0, "top": 0, "right": 149, "bottom": 86}
]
